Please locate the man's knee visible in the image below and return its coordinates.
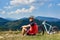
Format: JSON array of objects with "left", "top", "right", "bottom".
[{"left": 22, "top": 27, "right": 27, "bottom": 31}]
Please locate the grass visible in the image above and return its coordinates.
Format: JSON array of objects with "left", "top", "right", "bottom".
[{"left": 0, "top": 31, "right": 60, "bottom": 40}]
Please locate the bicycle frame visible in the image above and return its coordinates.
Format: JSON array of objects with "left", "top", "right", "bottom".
[{"left": 42, "top": 21, "right": 52, "bottom": 34}]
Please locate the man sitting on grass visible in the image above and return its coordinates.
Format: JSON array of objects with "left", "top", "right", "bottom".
[{"left": 21, "top": 16, "right": 38, "bottom": 36}]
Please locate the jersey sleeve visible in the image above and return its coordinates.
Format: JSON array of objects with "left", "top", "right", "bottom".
[{"left": 30, "top": 22, "right": 35, "bottom": 26}]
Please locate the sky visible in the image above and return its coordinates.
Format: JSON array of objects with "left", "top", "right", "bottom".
[{"left": 0, "top": 0, "right": 60, "bottom": 19}]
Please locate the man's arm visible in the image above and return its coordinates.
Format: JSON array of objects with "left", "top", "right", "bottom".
[
  {"left": 22, "top": 22, "right": 35, "bottom": 28},
  {"left": 22, "top": 24, "right": 31, "bottom": 28}
]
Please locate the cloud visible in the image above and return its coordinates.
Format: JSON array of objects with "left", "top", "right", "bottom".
[
  {"left": 48, "top": 3, "right": 53, "bottom": 8},
  {"left": 32, "top": 0, "right": 52, "bottom": 7},
  {"left": 8, "top": 6, "right": 35, "bottom": 14},
  {"left": 0, "top": 9, "right": 2, "bottom": 11},
  {"left": 57, "top": 3, "right": 60, "bottom": 6},
  {"left": 39, "top": 0, "right": 52, "bottom": 2},
  {"left": 29, "top": 6, "right": 35, "bottom": 12},
  {"left": 6, "top": 2, "right": 9, "bottom": 5},
  {"left": 0, "top": 11, "right": 5, "bottom": 14},
  {"left": 4, "top": 6, "right": 13, "bottom": 9},
  {"left": 15, "top": 6, "right": 35, "bottom": 13},
  {"left": 40, "top": 2, "right": 45, "bottom": 6},
  {"left": 10, "top": 0, "right": 35, "bottom": 5}
]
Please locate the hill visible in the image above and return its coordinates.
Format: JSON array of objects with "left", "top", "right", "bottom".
[
  {"left": 4, "top": 18, "right": 41, "bottom": 31},
  {"left": 36, "top": 16, "right": 60, "bottom": 22},
  {"left": 0, "top": 17, "right": 10, "bottom": 26},
  {"left": 0, "top": 17, "right": 60, "bottom": 31}
]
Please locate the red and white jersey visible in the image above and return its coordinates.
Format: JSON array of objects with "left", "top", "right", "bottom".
[{"left": 27, "top": 23, "right": 38, "bottom": 35}]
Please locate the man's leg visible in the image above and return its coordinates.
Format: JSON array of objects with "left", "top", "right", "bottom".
[{"left": 22, "top": 27, "right": 27, "bottom": 35}]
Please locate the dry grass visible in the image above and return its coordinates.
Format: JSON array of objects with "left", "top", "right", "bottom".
[{"left": 0, "top": 31, "right": 60, "bottom": 40}]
